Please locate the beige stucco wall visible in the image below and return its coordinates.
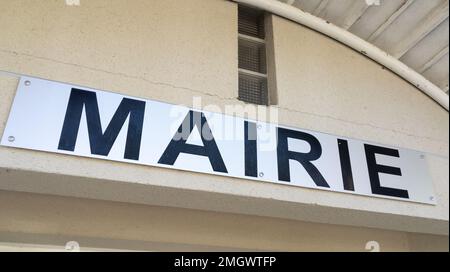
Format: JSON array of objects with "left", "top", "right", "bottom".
[
  {"left": 0, "top": 0, "right": 448, "bottom": 251},
  {"left": 0, "top": 190, "right": 448, "bottom": 252}
]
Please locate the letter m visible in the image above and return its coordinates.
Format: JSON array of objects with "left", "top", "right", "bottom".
[{"left": 58, "top": 88, "right": 146, "bottom": 160}]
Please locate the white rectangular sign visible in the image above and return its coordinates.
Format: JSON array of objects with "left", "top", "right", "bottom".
[{"left": 1, "top": 76, "right": 436, "bottom": 204}]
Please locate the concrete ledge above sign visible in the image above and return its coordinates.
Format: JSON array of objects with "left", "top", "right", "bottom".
[{"left": 1, "top": 76, "right": 436, "bottom": 205}]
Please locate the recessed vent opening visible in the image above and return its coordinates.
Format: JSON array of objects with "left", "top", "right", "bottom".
[{"left": 238, "top": 6, "right": 268, "bottom": 106}]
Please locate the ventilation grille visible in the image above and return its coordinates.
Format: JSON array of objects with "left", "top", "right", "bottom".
[
  {"left": 238, "top": 6, "right": 268, "bottom": 106},
  {"left": 239, "top": 74, "right": 268, "bottom": 105},
  {"left": 238, "top": 6, "right": 265, "bottom": 39},
  {"left": 238, "top": 39, "right": 266, "bottom": 74}
]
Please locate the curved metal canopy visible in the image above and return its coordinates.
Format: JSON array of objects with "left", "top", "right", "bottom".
[{"left": 281, "top": 0, "right": 449, "bottom": 95}]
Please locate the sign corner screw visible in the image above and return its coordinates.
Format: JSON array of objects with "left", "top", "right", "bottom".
[
  {"left": 259, "top": 172, "right": 264, "bottom": 178},
  {"left": 7, "top": 136, "right": 15, "bottom": 142},
  {"left": 24, "top": 80, "right": 31, "bottom": 86}
]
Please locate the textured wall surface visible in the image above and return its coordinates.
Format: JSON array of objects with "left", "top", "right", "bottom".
[{"left": 1, "top": 190, "right": 448, "bottom": 252}]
